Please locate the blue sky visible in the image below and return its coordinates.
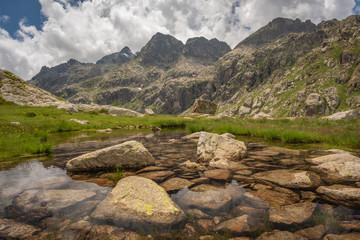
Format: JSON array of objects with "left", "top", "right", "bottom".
[{"left": 0, "top": 0, "right": 358, "bottom": 79}]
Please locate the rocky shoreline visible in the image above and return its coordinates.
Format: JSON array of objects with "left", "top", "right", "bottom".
[{"left": 1, "top": 131, "right": 360, "bottom": 239}]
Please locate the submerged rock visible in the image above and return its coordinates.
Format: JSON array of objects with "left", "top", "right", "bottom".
[
  {"left": 269, "top": 202, "right": 316, "bottom": 225},
  {"left": 91, "top": 176, "right": 185, "bottom": 231},
  {"left": 137, "top": 170, "right": 174, "bottom": 183},
  {"left": 256, "top": 230, "right": 307, "bottom": 240},
  {"left": 160, "top": 177, "right": 194, "bottom": 192},
  {"left": 0, "top": 218, "right": 40, "bottom": 239},
  {"left": 308, "top": 153, "right": 360, "bottom": 182},
  {"left": 316, "top": 185, "right": 360, "bottom": 208},
  {"left": 294, "top": 224, "right": 326, "bottom": 240},
  {"left": 253, "top": 170, "right": 321, "bottom": 188},
  {"left": 323, "top": 233, "right": 360, "bottom": 240},
  {"left": 214, "top": 215, "right": 260, "bottom": 234},
  {"left": 197, "top": 132, "right": 247, "bottom": 162},
  {"left": 66, "top": 141, "right": 155, "bottom": 172},
  {"left": 10, "top": 189, "right": 96, "bottom": 223}
]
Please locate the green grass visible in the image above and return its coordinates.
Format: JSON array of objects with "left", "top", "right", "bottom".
[
  {"left": 1, "top": 104, "right": 360, "bottom": 162},
  {"left": 110, "top": 167, "right": 125, "bottom": 184}
]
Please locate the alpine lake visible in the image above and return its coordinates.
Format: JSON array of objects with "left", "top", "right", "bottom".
[{"left": 1, "top": 128, "right": 360, "bottom": 240}]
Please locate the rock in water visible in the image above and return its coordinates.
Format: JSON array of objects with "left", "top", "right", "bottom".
[
  {"left": 191, "top": 99, "right": 217, "bottom": 115},
  {"left": 66, "top": 141, "right": 155, "bottom": 172},
  {"left": 307, "top": 153, "right": 360, "bottom": 182},
  {"left": 269, "top": 202, "right": 316, "bottom": 225},
  {"left": 90, "top": 176, "right": 185, "bottom": 231},
  {"left": 316, "top": 185, "right": 360, "bottom": 208},
  {"left": 253, "top": 170, "right": 321, "bottom": 188},
  {"left": 197, "top": 132, "right": 247, "bottom": 162}
]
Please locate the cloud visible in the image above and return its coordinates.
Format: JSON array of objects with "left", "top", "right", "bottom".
[
  {"left": 0, "top": 15, "right": 10, "bottom": 23},
  {"left": 0, "top": 0, "right": 356, "bottom": 80}
]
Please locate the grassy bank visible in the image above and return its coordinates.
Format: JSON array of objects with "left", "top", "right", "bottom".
[
  {"left": 1, "top": 104, "right": 360, "bottom": 162},
  {"left": 187, "top": 117, "right": 360, "bottom": 149},
  {"left": 0, "top": 104, "right": 188, "bottom": 162}
]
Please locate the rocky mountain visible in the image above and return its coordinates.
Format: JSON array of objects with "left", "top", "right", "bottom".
[
  {"left": 0, "top": 69, "right": 63, "bottom": 106},
  {"left": 29, "top": 16, "right": 360, "bottom": 117},
  {"left": 96, "top": 46, "right": 135, "bottom": 65}
]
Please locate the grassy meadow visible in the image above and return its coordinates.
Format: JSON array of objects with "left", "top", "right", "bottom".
[{"left": 0, "top": 103, "right": 360, "bottom": 163}]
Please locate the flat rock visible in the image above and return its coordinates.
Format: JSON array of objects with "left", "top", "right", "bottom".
[
  {"left": 160, "top": 177, "right": 194, "bottom": 192},
  {"left": 250, "top": 185, "right": 300, "bottom": 207},
  {"left": 253, "top": 170, "right": 321, "bottom": 188},
  {"left": 323, "top": 233, "right": 360, "bottom": 240},
  {"left": 137, "top": 171, "right": 174, "bottom": 183},
  {"left": 186, "top": 208, "right": 211, "bottom": 219},
  {"left": 316, "top": 184, "right": 360, "bottom": 208},
  {"left": 295, "top": 224, "right": 326, "bottom": 240},
  {"left": 256, "top": 230, "right": 307, "bottom": 240},
  {"left": 91, "top": 176, "right": 185, "bottom": 231},
  {"left": 66, "top": 141, "right": 155, "bottom": 172},
  {"left": 308, "top": 153, "right": 360, "bottom": 182},
  {"left": 135, "top": 166, "right": 168, "bottom": 174},
  {"left": 197, "top": 132, "right": 247, "bottom": 162},
  {"left": 0, "top": 218, "right": 40, "bottom": 239},
  {"left": 69, "top": 119, "right": 89, "bottom": 125},
  {"left": 11, "top": 189, "right": 96, "bottom": 222},
  {"left": 269, "top": 202, "right": 316, "bottom": 225},
  {"left": 325, "top": 109, "right": 360, "bottom": 120},
  {"left": 204, "top": 169, "right": 231, "bottom": 181},
  {"left": 209, "top": 158, "right": 229, "bottom": 169},
  {"left": 173, "top": 187, "right": 232, "bottom": 213},
  {"left": 340, "top": 220, "right": 360, "bottom": 231},
  {"left": 214, "top": 215, "right": 258, "bottom": 234}
]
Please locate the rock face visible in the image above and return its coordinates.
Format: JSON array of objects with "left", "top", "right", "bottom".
[
  {"left": 139, "top": 32, "right": 184, "bottom": 68},
  {"left": 316, "top": 185, "right": 360, "bottom": 208},
  {"left": 269, "top": 202, "right": 316, "bottom": 225},
  {"left": 237, "top": 17, "right": 316, "bottom": 47},
  {"left": 197, "top": 132, "right": 247, "bottom": 162},
  {"left": 0, "top": 69, "right": 64, "bottom": 106},
  {"left": 191, "top": 99, "right": 218, "bottom": 114},
  {"left": 253, "top": 170, "right": 321, "bottom": 188},
  {"left": 90, "top": 176, "right": 185, "bottom": 231},
  {"left": 66, "top": 141, "right": 155, "bottom": 172},
  {"left": 183, "top": 37, "right": 231, "bottom": 65},
  {"left": 307, "top": 153, "right": 360, "bottom": 182}
]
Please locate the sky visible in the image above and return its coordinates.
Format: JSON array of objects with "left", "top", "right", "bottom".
[{"left": 0, "top": 0, "right": 359, "bottom": 80}]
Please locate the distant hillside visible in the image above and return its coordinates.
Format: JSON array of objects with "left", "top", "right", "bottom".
[
  {"left": 29, "top": 16, "right": 360, "bottom": 117},
  {"left": 0, "top": 69, "right": 63, "bottom": 106}
]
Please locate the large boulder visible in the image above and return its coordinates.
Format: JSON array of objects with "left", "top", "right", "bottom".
[
  {"left": 90, "top": 176, "right": 185, "bottom": 231},
  {"left": 307, "top": 153, "right": 360, "bottom": 182},
  {"left": 253, "top": 170, "right": 321, "bottom": 188},
  {"left": 305, "top": 93, "right": 326, "bottom": 116},
  {"left": 191, "top": 99, "right": 217, "bottom": 115},
  {"left": 316, "top": 185, "right": 360, "bottom": 208},
  {"left": 66, "top": 141, "right": 155, "bottom": 172},
  {"left": 325, "top": 110, "right": 360, "bottom": 120},
  {"left": 197, "top": 132, "right": 247, "bottom": 162}
]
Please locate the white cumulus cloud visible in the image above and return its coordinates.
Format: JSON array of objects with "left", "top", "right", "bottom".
[{"left": 0, "top": 0, "right": 356, "bottom": 80}]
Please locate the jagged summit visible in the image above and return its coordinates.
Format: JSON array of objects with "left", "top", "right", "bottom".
[
  {"left": 96, "top": 46, "right": 135, "bottom": 65},
  {"left": 236, "top": 17, "right": 316, "bottom": 48},
  {"left": 183, "top": 37, "right": 231, "bottom": 65},
  {"left": 138, "top": 32, "right": 184, "bottom": 68}
]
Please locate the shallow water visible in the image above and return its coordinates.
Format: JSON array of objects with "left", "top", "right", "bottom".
[{"left": 0, "top": 129, "right": 359, "bottom": 239}]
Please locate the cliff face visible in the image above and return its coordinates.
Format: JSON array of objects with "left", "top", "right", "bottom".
[{"left": 29, "top": 16, "right": 360, "bottom": 116}]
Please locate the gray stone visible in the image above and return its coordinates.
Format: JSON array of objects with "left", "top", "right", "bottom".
[
  {"left": 145, "top": 108, "right": 155, "bottom": 115},
  {"left": 316, "top": 184, "right": 360, "bottom": 208},
  {"left": 325, "top": 109, "right": 360, "bottom": 120},
  {"left": 308, "top": 153, "right": 360, "bottom": 182},
  {"left": 197, "top": 132, "right": 247, "bottom": 162},
  {"left": 69, "top": 118, "right": 89, "bottom": 125},
  {"left": 305, "top": 93, "right": 326, "bottom": 116},
  {"left": 253, "top": 170, "right": 321, "bottom": 188},
  {"left": 66, "top": 141, "right": 155, "bottom": 172},
  {"left": 91, "top": 176, "right": 185, "bottom": 231}
]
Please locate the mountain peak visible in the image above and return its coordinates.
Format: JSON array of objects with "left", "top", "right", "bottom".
[
  {"left": 96, "top": 46, "right": 135, "bottom": 65},
  {"left": 138, "top": 32, "right": 184, "bottom": 68},
  {"left": 183, "top": 37, "right": 231, "bottom": 65},
  {"left": 236, "top": 17, "right": 316, "bottom": 48}
]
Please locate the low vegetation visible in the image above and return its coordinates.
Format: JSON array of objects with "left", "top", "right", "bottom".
[{"left": 1, "top": 104, "right": 360, "bottom": 163}]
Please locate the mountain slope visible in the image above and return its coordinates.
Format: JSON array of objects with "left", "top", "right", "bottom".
[
  {"left": 0, "top": 69, "right": 63, "bottom": 106},
  {"left": 29, "top": 16, "right": 360, "bottom": 117}
]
